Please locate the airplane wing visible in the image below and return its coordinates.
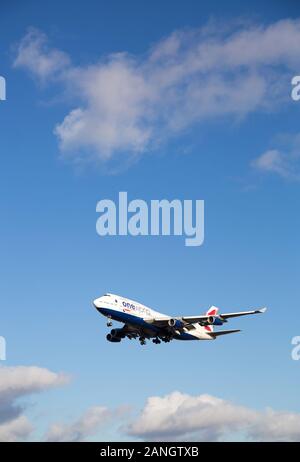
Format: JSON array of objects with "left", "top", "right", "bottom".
[
  {"left": 147, "top": 307, "right": 267, "bottom": 327},
  {"left": 146, "top": 317, "right": 173, "bottom": 327},
  {"left": 182, "top": 307, "right": 267, "bottom": 324}
]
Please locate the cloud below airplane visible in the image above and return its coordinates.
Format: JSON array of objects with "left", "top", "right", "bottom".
[{"left": 1, "top": 365, "right": 300, "bottom": 442}]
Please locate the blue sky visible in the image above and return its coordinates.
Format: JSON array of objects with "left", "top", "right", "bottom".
[{"left": 0, "top": 0, "right": 300, "bottom": 442}]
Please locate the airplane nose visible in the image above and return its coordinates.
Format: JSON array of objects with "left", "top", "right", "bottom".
[
  {"left": 93, "top": 298, "right": 101, "bottom": 309},
  {"left": 93, "top": 297, "right": 106, "bottom": 316}
]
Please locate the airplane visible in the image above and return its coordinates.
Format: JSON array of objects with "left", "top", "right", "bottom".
[{"left": 93, "top": 293, "right": 267, "bottom": 345}]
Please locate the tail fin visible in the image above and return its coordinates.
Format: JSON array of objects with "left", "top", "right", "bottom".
[
  {"left": 204, "top": 306, "right": 219, "bottom": 333},
  {"left": 206, "top": 306, "right": 219, "bottom": 316}
]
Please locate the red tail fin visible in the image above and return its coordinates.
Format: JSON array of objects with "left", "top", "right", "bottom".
[
  {"left": 206, "top": 306, "right": 219, "bottom": 316},
  {"left": 204, "top": 306, "right": 219, "bottom": 332}
]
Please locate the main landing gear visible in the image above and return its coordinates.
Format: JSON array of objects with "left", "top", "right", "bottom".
[
  {"left": 152, "top": 337, "right": 161, "bottom": 344},
  {"left": 139, "top": 337, "right": 146, "bottom": 346}
]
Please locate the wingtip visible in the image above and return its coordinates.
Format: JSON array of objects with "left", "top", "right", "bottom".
[{"left": 259, "top": 307, "right": 267, "bottom": 313}]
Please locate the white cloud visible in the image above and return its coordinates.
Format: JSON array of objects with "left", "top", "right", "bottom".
[
  {"left": 0, "top": 415, "right": 33, "bottom": 442},
  {"left": 0, "top": 366, "right": 69, "bottom": 442},
  {"left": 252, "top": 149, "right": 290, "bottom": 177},
  {"left": 14, "top": 27, "right": 70, "bottom": 81},
  {"left": 126, "top": 391, "right": 300, "bottom": 442},
  {"left": 126, "top": 391, "right": 255, "bottom": 441},
  {"left": 1, "top": 374, "right": 300, "bottom": 442},
  {"left": 45, "top": 406, "right": 111, "bottom": 442},
  {"left": 0, "top": 365, "right": 69, "bottom": 405},
  {"left": 251, "top": 409, "right": 300, "bottom": 442},
  {"left": 252, "top": 131, "right": 300, "bottom": 180},
  {"left": 13, "top": 20, "right": 300, "bottom": 166}
]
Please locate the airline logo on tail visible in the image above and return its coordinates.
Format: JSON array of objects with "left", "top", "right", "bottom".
[{"left": 204, "top": 306, "right": 219, "bottom": 332}]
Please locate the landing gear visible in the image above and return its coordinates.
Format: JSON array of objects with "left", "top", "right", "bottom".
[
  {"left": 107, "top": 320, "right": 112, "bottom": 327},
  {"left": 152, "top": 337, "right": 161, "bottom": 344},
  {"left": 139, "top": 337, "right": 146, "bottom": 345},
  {"left": 161, "top": 337, "right": 171, "bottom": 343}
]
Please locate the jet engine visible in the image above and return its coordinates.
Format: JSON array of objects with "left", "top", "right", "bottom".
[
  {"left": 110, "top": 328, "right": 125, "bottom": 338},
  {"left": 106, "top": 333, "right": 121, "bottom": 342},
  {"left": 168, "top": 318, "right": 185, "bottom": 329},
  {"left": 207, "top": 316, "right": 224, "bottom": 326}
]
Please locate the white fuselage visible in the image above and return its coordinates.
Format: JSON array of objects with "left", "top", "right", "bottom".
[{"left": 93, "top": 293, "right": 213, "bottom": 341}]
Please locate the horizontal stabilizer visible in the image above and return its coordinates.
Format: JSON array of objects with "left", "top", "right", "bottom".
[{"left": 209, "top": 329, "right": 241, "bottom": 338}]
